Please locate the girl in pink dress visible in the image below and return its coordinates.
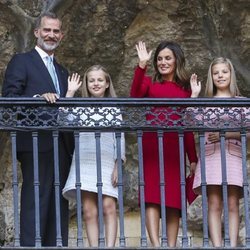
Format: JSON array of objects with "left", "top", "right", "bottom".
[
  {"left": 190, "top": 57, "right": 244, "bottom": 247},
  {"left": 130, "top": 41, "right": 198, "bottom": 247}
]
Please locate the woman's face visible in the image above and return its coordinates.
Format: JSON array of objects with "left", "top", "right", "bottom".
[
  {"left": 87, "top": 69, "right": 109, "bottom": 97},
  {"left": 212, "top": 63, "right": 231, "bottom": 91},
  {"left": 157, "top": 48, "right": 176, "bottom": 81}
]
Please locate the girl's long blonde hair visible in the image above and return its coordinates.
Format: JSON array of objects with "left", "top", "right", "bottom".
[
  {"left": 81, "top": 65, "right": 117, "bottom": 97},
  {"left": 205, "top": 57, "right": 240, "bottom": 97}
]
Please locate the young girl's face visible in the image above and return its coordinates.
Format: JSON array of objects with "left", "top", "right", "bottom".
[
  {"left": 87, "top": 69, "right": 109, "bottom": 97},
  {"left": 212, "top": 63, "right": 231, "bottom": 91}
]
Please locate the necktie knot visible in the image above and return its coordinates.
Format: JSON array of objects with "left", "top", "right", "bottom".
[{"left": 47, "top": 56, "right": 53, "bottom": 64}]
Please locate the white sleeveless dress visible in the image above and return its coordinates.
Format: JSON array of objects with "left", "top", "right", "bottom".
[{"left": 62, "top": 107, "right": 126, "bottom": 200}]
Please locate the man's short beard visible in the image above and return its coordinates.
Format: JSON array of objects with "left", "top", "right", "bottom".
[{"left": 37, "top": 37, "right": 60, "bottom": 52}]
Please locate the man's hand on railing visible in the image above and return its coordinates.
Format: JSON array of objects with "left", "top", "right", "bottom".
[{"left": 41, "top": 93, "right": 59, "bottom": 103}]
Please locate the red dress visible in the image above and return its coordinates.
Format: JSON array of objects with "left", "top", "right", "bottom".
[{"left": 130, "top": 66, "right": 198, "bottom": 210}]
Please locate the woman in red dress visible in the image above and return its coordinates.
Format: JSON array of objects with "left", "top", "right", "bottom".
[{"left": 130, "top": 41, "right": 198, "bottom": 247}]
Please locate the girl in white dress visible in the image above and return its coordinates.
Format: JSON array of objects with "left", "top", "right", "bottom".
[
  {"left": 190, "top": 58, "right": 245, "bottom": 247},
  {"left": 62, "top": 65, "right": 125, "bottom": 247}
]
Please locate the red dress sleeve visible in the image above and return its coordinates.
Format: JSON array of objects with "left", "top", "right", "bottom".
[
  {"left": 130, "top": 66, "right": 151, "bottom": 97},
  {"left": 184, "top": 132, "right": 198, "bottom": 164}
]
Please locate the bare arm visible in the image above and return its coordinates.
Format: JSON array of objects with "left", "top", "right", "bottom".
[{"left": 207, "top": 131, "right": 243, "bottom": 143}]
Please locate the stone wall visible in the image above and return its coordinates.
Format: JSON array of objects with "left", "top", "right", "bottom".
[{"left": 0, "top": 0, "right": 249, "bottom": 246}]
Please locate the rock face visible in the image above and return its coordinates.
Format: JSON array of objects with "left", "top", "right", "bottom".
[{"left": 0, "top": 0, "right": 249, "bottom": 246}]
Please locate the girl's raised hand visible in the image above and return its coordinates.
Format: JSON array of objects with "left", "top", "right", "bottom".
[
  {"left": 190, "top": 73, "right": 201, "bottom": 98},
  {"left": 66, "top": 73, "right": 82, "bottom": 97},
  {"left": 136, "top": 41, "right": 152, "bottom": 69}
]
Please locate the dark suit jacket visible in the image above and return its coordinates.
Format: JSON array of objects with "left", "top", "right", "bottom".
[{"left": 2, "top": 49, "right": 72, "bottom": 153}]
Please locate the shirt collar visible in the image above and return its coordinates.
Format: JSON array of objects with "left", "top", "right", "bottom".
[{"left": 35, "top": 46, "right": 54, "bottom": 60}]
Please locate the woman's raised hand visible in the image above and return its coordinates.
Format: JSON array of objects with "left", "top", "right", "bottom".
[
  {"left": 136, "top": 41, "right": 152, "bottom": 69},
  {"left": 66, "top": 73, "right": 82, "bottom": 97},
  {"left": 190, "top": 73, "right": 201, "bottom": 98}
]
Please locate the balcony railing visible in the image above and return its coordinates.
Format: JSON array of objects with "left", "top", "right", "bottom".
[{"left": 0, "top": 97, "right": 250, "bottom": 249}]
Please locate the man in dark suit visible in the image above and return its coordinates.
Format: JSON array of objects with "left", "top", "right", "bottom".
[{"left": 2, "top": 12, "right": 73, "bottom": 246}]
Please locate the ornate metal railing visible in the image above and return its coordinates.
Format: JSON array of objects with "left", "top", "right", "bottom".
[
  {"left": 1, "top": 97, "right": 249, "bottom": 130},
  {"left": 0, "top": 97, "right": 250, "bottom": 249}
]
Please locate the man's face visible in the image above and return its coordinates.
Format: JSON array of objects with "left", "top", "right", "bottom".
[{"left": 34, "top": 16, "right": 63, "bottom": 54}]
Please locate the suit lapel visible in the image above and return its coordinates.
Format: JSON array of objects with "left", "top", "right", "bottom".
[{"left": 29, "top": 49, "right": 58, "bottom": 93}]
